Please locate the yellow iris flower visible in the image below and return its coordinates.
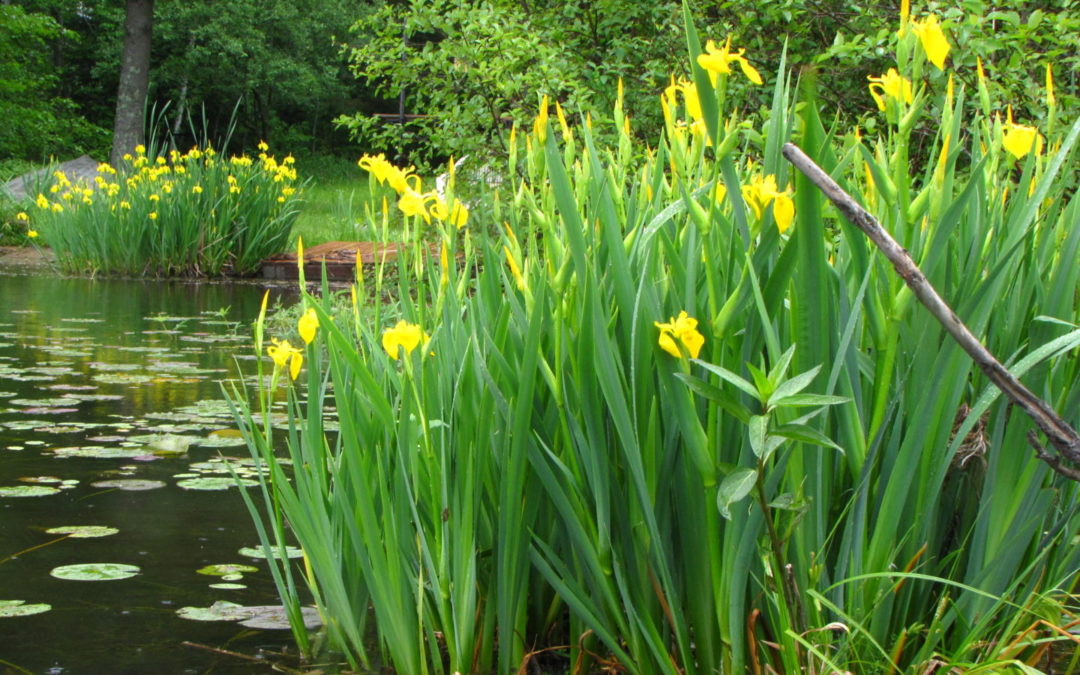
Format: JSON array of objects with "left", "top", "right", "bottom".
[
  {"left": 358, "top": 153, "right": 416, "bottom": 194},
  {"left": 655, "top": 311, "right": 705, "bottom": 359},
  {"left": 503, "top": 246, "right": 525, "bottom": 290},
  {"left": 1002, "top": 107, "right": 1042, "bottom": 159},
  {"left": 267, "top": 338, "right": 304, "bottom": 380},
  {"left": 911, "top": 14, "right": 950, "bottom": 71},
  {"left": 867, "top": 68, "right": 913, "bottom": 112},
  {"left": 398, "top": 188, "right": 438, "bottom": 223},
  {"left": 742, "top": 174, "right": 796, "bottom": 234},
  {"left": 696, "top": 37, "right": 763, "bottom": 85},
  {"left": 298, "top": 308, "right": 318, "bottom": 345},
  {"left": 662, "top": 78, "right": 707, "bottom": 138},
  {"left": 534, "top": 95, "right": 549, "bottom": 142},
  {"left": 430, "top": 198, "right": 469, "bottom": 228},
  {"left": 382, "top": 320, "right": 429, "bottom": 360}
]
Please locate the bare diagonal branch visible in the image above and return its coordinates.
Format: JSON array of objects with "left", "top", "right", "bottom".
[{"left": 783, "top": 142, "right": 1080, "bottom": 482}]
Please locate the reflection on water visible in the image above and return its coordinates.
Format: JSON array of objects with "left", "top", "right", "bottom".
[{"left": 0, "top": 272, "right": 302, "bottom": 674}]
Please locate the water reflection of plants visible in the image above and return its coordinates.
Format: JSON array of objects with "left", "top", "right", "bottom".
[{"left": 234, "top": 7, "right": 1080, "bottom": 674}]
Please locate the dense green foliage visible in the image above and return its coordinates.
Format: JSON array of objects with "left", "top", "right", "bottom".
[
  {"left": 339, "top": 0, "right": 1080, "bottom": 166},
  {"left": 0, "top": 0, "right": 360, "bottom": 162},
  {"left": 234, "top": 6, "right": 1080, "bottom": 672},
  {"left": 149, "top": 0, "right": 359, "bottom": 153},
  {"left": 337, "top": 0, "right": 689, "bottom": 164},
  {"left": 3, "top": 0, "right": 1078, "bottom": 180},
  {"left": 0, "top": 3, "right": 109, "bottom": 160}
]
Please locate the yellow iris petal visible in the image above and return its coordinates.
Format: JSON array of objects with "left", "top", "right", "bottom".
[
  {"left": 382, "top": 320, "right": 428, "bottom": 360},
  {"left": 911, "top": 14, "right": 950, "bottom": 71},
  {"left": 657, "top": 331, "right": 682, "bottom": 358},
  {"left": 298, "top": 308, "right": 318, "bottom": 345},
  {"left": 504, "top": 246, "right": 525, "bottom": 291},
  {"left": 398, "top": 189, "right": 434, "bottom": 223},
  {"left": 655, "top": 311, "right": 705, "bottom": 359},
  {"left": 772, "top": 194, "right": 795, "bottom": 234},
  {"left": 867, "top": 69, "right": 913, "bottom": 112},
  {"left": 697, "top": 37, "right": 762, "bottom": 85},
  {"left": 1003, "top": 123, "right": 1038, "bottom": 159}
]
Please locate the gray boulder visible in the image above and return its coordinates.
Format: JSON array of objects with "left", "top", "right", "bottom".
[{"left": 2, "top": 155, "right": 103, "bottom": 202}]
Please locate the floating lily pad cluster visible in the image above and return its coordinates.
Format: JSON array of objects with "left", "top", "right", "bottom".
[{"left": 0, "top": 302, "right": 317, "bottom": 644}]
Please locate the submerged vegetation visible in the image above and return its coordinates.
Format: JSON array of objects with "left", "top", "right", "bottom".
[{"left": 231, "top": 4, "right": 1080, "bottom": 673}]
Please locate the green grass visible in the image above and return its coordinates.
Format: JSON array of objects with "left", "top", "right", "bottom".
[{"left": 292, "top": 155, "right": 375, "bottom": 246}]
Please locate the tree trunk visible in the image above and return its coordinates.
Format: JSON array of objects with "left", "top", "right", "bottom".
[{"left": 110, "top": 0, "right": 154, "bottom": 166}]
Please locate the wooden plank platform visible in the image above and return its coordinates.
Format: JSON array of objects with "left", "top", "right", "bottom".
[{"left": 260, "top": 241, "right": 437, "bottom": 281}]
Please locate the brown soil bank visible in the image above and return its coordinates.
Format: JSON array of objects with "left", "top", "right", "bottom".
[{"left": 0, "top": 246, "right": 52, "bottom": 270}]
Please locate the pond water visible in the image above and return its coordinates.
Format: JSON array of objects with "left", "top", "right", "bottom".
[{"left": 0, "top": 272, "right": 307, "bottom": 674}]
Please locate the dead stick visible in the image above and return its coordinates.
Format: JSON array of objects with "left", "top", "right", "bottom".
[
  {"left": 180, "top": 641, "right": 265, "bottom": 663},
  {"left": 782, "top": 142, "right": 1080, "bottom": 482}
]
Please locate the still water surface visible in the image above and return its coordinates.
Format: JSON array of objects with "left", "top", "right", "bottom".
[{"left": 0, "top": 272, "right": 302, "bottom": 674}]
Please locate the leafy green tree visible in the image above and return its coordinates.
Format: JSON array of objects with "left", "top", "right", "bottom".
[
  {"left": 149, "top": 0, "right": 360, "bottom": 153},
  {"left": 338, "top": 0, "right": 1079, "bottom": 167},
  {"left": 0, "top": 2, "right": 108, "bottom": 160},
  {"left": 5, "top": 0, "right": 364, "bottom": 161},
  {"left": 337, "top": 0, "right": 692, "bottom": 165}
]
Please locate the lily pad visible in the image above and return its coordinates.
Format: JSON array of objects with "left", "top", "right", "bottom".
[
  {"left": 208, "top": 583, "right": 247, "bottom": 590},
  {"left": 9, "top": 397, "right": 83, "bottom": 408},
  {"left": 56, "top": 393, "right": 125, "bottom": 403},
  {"left": 23, "top": 366, "right": 75, "bottom": 377},
  {"left": 89, "top": 362, "right": 141, "bottom": 372},
  {"left": 174, "top": 602, "right": 320, "bottom": 629},
  {"left": 175, "top": 600, "right": 254, "bottom": 622},
  {"left": 112, "top": 346, "right": 169, "bottom": 354},
  {"left": 141, "top": 434, "right": 196, "bottom": 455},
  {"left": 90, "top": 479, "right": 166, "bottom": 491},
  {"left": 0, "top": 485, "right": 61, "bottom": 497},
  {"left": 0, "top": 600, "right": 52, "bottom": 618},
  {"left": 50, "top": 563, "right": 140, "bottom": 581},
  {"left": 92, "top": 372, "right": 155, "bottom": 385},
  {"left": 196, "top": 563, "right": 258, "bottom": 577},
  {"left": 176, "top": 476, "right": 258, "bottom": 491},
  {"left": 45, "top": 525, "right": 119, "bottom": 539},
  {"left": 52, "top": 445, "right": 152, "bottom": 459},
  {"left": 239, "top": 605, "right": 322, "bottom": 630},
  {"left": 238, "top": 545, "right": 304, "bottom": 560},
  {"left": 40, "top": 349, "right": 92, "bottom": 358},
  {"left": 197, "top": 433, "right": 247, "bottom": 448}
]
